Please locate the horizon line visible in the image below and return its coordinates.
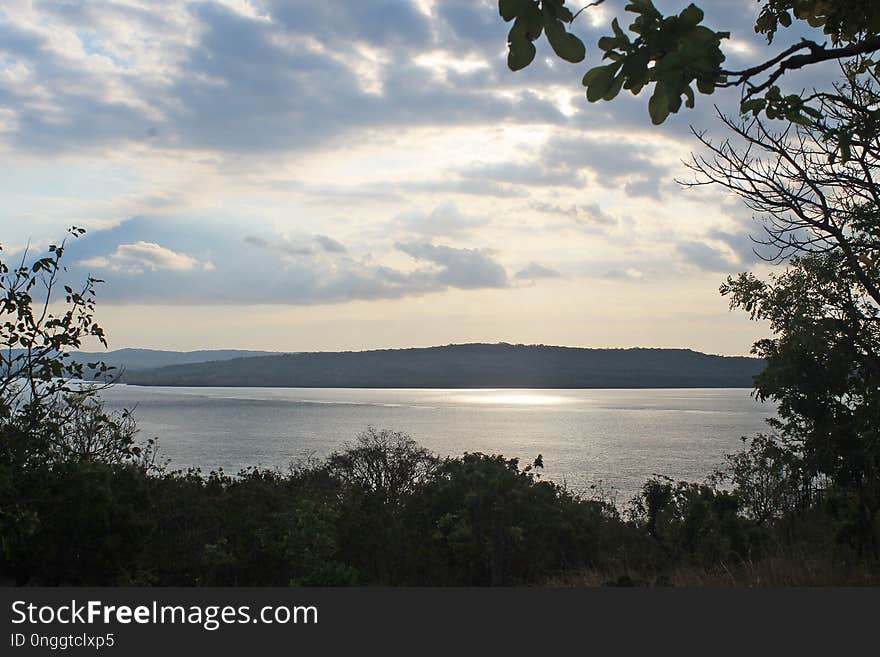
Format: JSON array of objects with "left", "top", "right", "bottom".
[{"left": 73, "top": 342, "right": 760, "bottom": 359}]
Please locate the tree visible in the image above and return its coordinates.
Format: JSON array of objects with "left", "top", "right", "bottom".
[
  {"left": 407, "top": 451, "right": 609, "bottom": 585},
  {"left": 721, "top": 251, "right": 880, "bottom": 552},
  {"left": 323, "top": 427, "right": 439, "bottom": 583},
  {"left": 721, "top": 433, "right": 808, "bottom": 525},
  {"left": 627, "top": 475, "right": 748, "bottom": 568},
  {"left": 0, "top": 229, "right": 155, "bottom": 580},
  {"left": 498, "top": 0, "right": 880, "bottom": 127},
  {"left": 0, "top": 228, "right": 140, "bottom": 468},
  {"left": 325, "top": 427, "right": 438, "bottom": 501},
  {"left": 499, "top": 3, "right": 880, "bottom": 551},
  {"left": 684, "top": 71, "right": 880, "bottom": 552}
]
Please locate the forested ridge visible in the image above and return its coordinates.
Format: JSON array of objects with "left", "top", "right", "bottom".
[{"left": 123, "top": 343, "right": 764, "bottom": 389}]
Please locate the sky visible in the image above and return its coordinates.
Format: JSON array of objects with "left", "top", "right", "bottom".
[{"left": 0, "top": 0, "right": 828, "bottom": 354}]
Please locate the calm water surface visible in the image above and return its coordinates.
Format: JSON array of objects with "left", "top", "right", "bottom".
[{"left": 100, "top": 386, "right": 774, "bottom": 503}]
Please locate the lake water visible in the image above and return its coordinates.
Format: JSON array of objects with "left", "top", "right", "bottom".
[{"left": 99, "top": 386, "right": 774, "bottom": 504}]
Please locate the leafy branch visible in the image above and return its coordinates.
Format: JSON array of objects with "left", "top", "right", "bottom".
[{"left": 498, "top": 0, "right": 880, "bottom": 128}]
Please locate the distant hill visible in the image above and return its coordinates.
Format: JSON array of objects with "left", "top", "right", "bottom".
[
  {"left": 122, "top": 343, "right": 764, "bottom": 389},
  {"left": 64, "top": 348, "right": 283, "bottom": 374}
]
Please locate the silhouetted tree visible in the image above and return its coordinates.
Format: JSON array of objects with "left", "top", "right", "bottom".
[
  {"left": 0, "top": 228, "right": 139, "bottom": 469},
  {"left": 325, "top": 427, "right": 439, "bottom": 501},
  {"left": 688, "top": 73, "right": 880, "bottom": 553},
  {"left": 0, "top": 229, "right": 149, "bottom": 581}
]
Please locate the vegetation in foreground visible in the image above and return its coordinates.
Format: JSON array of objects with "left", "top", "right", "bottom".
[{"left": 2, "top": 423, "right": 879, "bottom": 586}]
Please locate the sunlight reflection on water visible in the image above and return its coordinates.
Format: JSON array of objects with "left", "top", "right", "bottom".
[{"left": 449, "top": 390, "right": 573, "bottom": 406}]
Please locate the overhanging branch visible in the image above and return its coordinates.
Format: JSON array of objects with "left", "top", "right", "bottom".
[{"left": 719, "top": 36, "right": 880, "bottom": 99}]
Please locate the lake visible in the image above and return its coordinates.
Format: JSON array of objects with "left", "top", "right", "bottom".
[{"left": 99, "top": 385, "right": 774, "bottom": 504}]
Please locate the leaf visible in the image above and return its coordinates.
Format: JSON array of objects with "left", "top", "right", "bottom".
[
  {"left": 603, "top": 73, "right": 626, "bottom": 101},
  {"left": 679, "top": 4, "right": 704, "bottom": 27},
  {"left": 545, "top": 19, "right": 585, "bottom": 63},
  {"left": 648, "top": 83, "right": 670, "bottom": 124},
  {"left": 499, "top": 0, "right": 524, "bottom": 22},
  {"left": 544, "top": 0, "right": 574, "bottom": 23},
  {"left": 508, "top": 37, "right": 537, "bottom": 71},
  {"left": 518, "top": 9, "right": 543, "bottom": 39},
  {"left": 740, "top": 98, "right": 766, "bottom": 115},
  {"left": 557, "top": 6, "right": 574, "bottom": 23},
  {"left": 583, "top": 62, "right": 622, "bottom": 102},
  {"left": 626, "top": 0, "right": 660, "bottom": 17},
  {"left": 598, "top": 36, "right": 619, "bottom": 51},
  {"left": 683, "top": 84, "right": 695, "bottom": 109}
]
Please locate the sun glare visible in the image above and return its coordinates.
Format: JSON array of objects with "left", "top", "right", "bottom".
[{"left": 452, "top": 391, "right": 570, "bottom": 406}]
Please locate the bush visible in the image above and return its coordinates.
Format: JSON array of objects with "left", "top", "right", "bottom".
[
  {"left": 403, "top": 453, "right": 614, "bottom": 585},
  {"left": 325, "top": 427, "right": 438, "bottom": 500},
  {"left": 627, "top": 475, "right": 760, "bottom": 571}
]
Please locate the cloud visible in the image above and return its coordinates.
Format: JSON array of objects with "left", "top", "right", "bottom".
[
  {"left": 676, "top": 240, "right": 736, "bottom": 273},
  {"left": 267, "top": 0, "right": 433, "bottom": 49},
  {"left": 456, "top": 160, "right": 582, "bottom": 188},
  {"left": 603, "top": 268, "right": 645, "bottom": 281},
  {"left": 395, "top": 242, "right": 509, "bottom": 289},
  {"left": 243, "top": 235, "right": 312, "bottom": 256},
  {"left": 676, "top": 222, "right": 777, "bottom": 273},
  {"left": 243, "top": 233, "right": 348, "bottom": 256},
  {"left": 395, "top": 202, "right": 489, "bottom": 237},
  {"left": 0, "top": 0, "right": 580, "bottom": 156},
  {"left": 530, "top": 201, "right": 579, "bottom": 218},
  {"left": 0, "top": 0, "right": 813, "bottom": 325},
  {"left": 578, "top": 202, "right": 618, "bottom": 228},
  {"left": 243, "top": 234, "right": 311, "bottom": 256},
  {"left": 315, "top": 234, "right": 347, "bottom": 253},
  {"left": 515, "top": 262, "right": 561, "bottom": 280},
  {"left": 623, "top": 178, "right": 662, "bottom": 199},
  {"left": 707, "top": 228, "right": 767, "bottom": 265},
  {"left": 65, "top": 217, "right": 512, "bottom": 305},
  {"left": 540, "top": 136, "right": 674, "bottom": 199},
  {"left": 401, "top": 178, "right": 529, "bottom": 198},
  {"left": 0, "top": 0, "right": 822, "bottom": 165},
  {"left": 79, "top": 241, "right": 202, "bottom": 273},
  {"left": 530, "top": 201, "right": 618, "bottom": 230},
  {"left": 441, "top": 133, "right": 676, "bottom": 200}
]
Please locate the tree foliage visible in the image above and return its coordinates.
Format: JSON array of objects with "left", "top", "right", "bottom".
[
  {"left": 499, "top": 0, "right": 880, "bottom": 127},
  {"left": 0, "top": 229, "right": 142, "bottom": 470},
  {"left": 695, "top": 74, "right": 880, "bottom": 554},
  {"left": 0, "top": 230, "right": 153, "bottom": 575},
  {"left": 325, "top": 427, "right": 438, "bottom": 501}
]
